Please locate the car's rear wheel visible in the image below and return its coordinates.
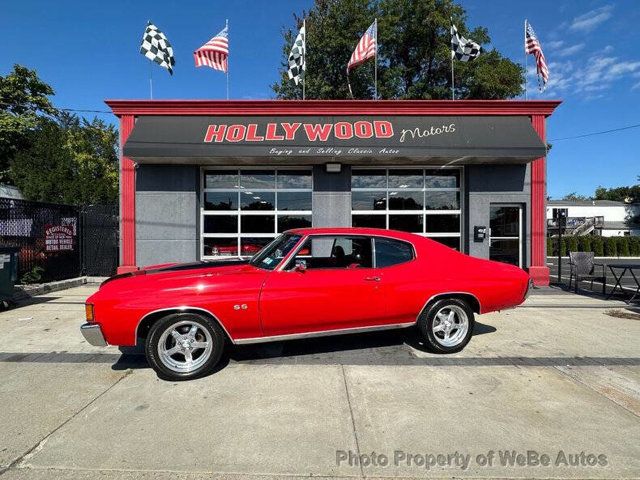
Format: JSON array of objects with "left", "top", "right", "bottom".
[
  {"left": 417, "top": 298, "right": 474, "bottom": 353},
  {"left": 145, "top": 313, "right": 225, "bottom": 380}
]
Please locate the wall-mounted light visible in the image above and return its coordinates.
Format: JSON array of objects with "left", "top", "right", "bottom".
[{"left": 325, "top": 163, "right": 342, "bottom": 173}]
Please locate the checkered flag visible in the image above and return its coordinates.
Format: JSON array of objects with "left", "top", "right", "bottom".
[
  {"left": 140, "top": 22, "right": 175, "bottom": 75},
  {"left": 451, "top": 23, "right": 481, "bottom": 62},
  {"left": 287, "top": 22, "right": 306, "bottom": 86}
]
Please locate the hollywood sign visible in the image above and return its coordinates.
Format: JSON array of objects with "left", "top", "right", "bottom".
[{"left": 203, "top": 120, "right": 394, "bottom": 143}]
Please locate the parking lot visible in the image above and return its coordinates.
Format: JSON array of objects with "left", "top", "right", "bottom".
[{"left": 0, "top": 284, "right": 639, "bottom": 479}]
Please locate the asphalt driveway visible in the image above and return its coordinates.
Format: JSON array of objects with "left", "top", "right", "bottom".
[{"left": 0, "top": 284, "right": 639, "bottom": 479}]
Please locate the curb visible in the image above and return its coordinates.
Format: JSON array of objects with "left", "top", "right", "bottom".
[{"left": 11, "top": 276, "right": 107, "bottom": 302}]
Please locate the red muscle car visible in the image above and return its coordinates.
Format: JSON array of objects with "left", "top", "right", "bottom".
[{"left": 82, "top": 228, "right": 532, "bottom": 380}]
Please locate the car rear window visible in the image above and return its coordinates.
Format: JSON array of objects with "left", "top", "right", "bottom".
[{"left": 374, "top": 237, "right": 414, "bottom": 268}]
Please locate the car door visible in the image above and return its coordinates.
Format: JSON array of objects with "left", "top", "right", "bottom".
[
  {"left": 259, "top": 235, "right": 385, "bottom": 336},
  {"left": 373, "top": 236, "right": 424, "bottom": 324}
]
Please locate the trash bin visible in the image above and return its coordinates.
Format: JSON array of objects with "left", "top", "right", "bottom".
[{"left": 0, "top": 246, "right": 20, "bottom": 303}]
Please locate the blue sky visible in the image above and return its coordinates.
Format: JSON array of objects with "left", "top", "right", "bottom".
[{"left": 2, "top": 0, "right": 639, "bottom": 198}]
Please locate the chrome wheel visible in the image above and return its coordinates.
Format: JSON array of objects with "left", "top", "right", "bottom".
[
  {"left": 431, "top": 305, "right": 469, "bottom": 347},
  {"left": 157, "top": 320, "right": 213, "bottom": 373}
]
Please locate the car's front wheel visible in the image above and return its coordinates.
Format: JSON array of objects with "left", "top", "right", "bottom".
[
  {"left": 145, "top": 313, "right": 225, "bottom": 380},
  {"left": 417, "top": 298, "right": 474, "bottom": 353}
]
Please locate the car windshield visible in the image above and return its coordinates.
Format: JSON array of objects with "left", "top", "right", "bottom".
[{"left": 249, "top": 234, "right": 302, "bottom": 271}]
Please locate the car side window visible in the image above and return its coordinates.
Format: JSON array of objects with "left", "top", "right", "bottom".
[
  {"left": 374, "top": 237, "right": 414, "bottom": 268},
  {"left": 288, "top": 236, "right": 373, "bottom": 270}
]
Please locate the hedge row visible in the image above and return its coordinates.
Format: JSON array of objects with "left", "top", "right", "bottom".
[{"left": 547, "top": 235, "right": 640, "bottom": 257}]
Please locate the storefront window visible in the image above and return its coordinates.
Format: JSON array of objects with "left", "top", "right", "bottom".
[
  {"left": 202, "top": 169, "right": 312, "bottom": 258},
  {"left": 352, "top": 168, "right": 462, "bottom": 250}
]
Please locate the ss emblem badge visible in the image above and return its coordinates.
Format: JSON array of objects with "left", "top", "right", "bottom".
[{"left": 233, "top": 304, "right": 248, "bottom": 310}]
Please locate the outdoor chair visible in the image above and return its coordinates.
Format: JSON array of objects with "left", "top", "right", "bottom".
[{"left": 568, "top": 251, "right": 606, "bottom": 295}]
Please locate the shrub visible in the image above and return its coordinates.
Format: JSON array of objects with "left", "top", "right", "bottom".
[
  {"left": 566, "top": 236, "right": 578, "bottom": 253},
  {"left": 21, "top": 266, "right": 44, "bottom": 284},
  {"left": 618, "top": 237, "right": 630, "bottom": 257},
  {"left": 604, "top": 237, "right": 618, "bottom": 257},
  {"left": 550, "top": 235, "right": 638, "bottom": 257},
  {"left": 578, "top": 236, "right": 592, "bottom": 252},
  {"left": 592, "top": 236, "right": 604, "bottom": 256}
]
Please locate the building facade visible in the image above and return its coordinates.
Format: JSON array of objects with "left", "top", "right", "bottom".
[
  {"left": 547, "top": 199, "right": 640, "bottom": 237},
  {"left": 106, "top": 100, "right": 560, "bottom": 285}
]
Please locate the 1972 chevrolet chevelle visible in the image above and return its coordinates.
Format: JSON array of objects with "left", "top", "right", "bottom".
[{"left": 82, "top": 228, "right": 531, "bottom": 380}]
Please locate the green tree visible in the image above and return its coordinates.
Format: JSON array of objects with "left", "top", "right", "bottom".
[
  {"left": 594, "top": 182, "right": 640, "bottom": 202},
  {"left": 0, "top": 65, "right": 56, "bottom": 181},
  {"left": 10, "top": 113, "right": 118, "bottom": 205},
  {"left": 562, "top": 192, "right": 591, "bottom": 201},
  {"left": 272, "top": 0, "right": 524, "bottom": 99}
]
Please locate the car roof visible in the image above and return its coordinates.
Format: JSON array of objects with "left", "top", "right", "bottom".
[{"left": 285, "top": 227, "right": 425, "bottom": 242}]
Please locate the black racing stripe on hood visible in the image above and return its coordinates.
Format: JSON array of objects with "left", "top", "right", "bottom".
[{"left": 147, "top": 259, "right": 249, "bottom": 274}]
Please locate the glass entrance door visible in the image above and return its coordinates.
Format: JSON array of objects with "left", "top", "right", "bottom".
[{"left": 489, "top": 204, "right": 523, "bottom": 268}]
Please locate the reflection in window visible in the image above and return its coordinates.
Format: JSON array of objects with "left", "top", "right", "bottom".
[
  {"left": 389, "top": 215, "right": 423, "bottom": 233},
  {"left": 351, "top": 168, "right": 461, "bottom": 246},
  {"left": 431, "top": 237, "right": 460, "bottom": 251},
  {"left": 388, "top": 192, "right": 423, "bottom": 210},
  {"left": 278, "top": 192, "right": 312, "bottom": 210},
  {"left": 204, "top": 237, "right": 238, "bottom": 256},
  {"left": 203, "top": 169, "right": 312, "bottom": 259},
  {"left": 425, "top": 191, "right": 459, "bottom": 210},
  {"left": 278, "top": 215, "right": 312, "bottom": 232},
  {"left": 241, "top": 215, "right": 275, "bottom": 233},
  {"left": 239, "top": 170, "right": 275, "bottom": 189},
  {"left": 425, "top": 169, "right": 460, "bottom": 188},
  {"left": 352, "top": 215, "right": 386, "bottom": 229},
  {"left": 241, "top": 191, "right": 275, "bottom": 211},
  {"left": 277, "top": 171, "right": 312, "bottom": 189},
  {"left": 351, "top": 169, "right": 387, "bottom": 188},
  {"left": 205, "top": 171, "right": 238, "bottom": 189},
  {"left": 205, "top": 192, "right": 236, "bottom": 210},
  {"left": 388, "top": 169, "right": 423, "bottom": 188},
  {"left": 204, "top": 216, "right": 237, "bottom": 234},
  {"left": 425, "top": 214, "right": 460, "bottom": 233},
  {"left": 352, "top": 191, "right": 387, "bottom": 210},
  {"left": 241, "top": 237, "right": 274, "bottom": 256}
]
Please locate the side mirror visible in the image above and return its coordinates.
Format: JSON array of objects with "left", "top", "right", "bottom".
[{"left": 294, "top": 260, "right": 307, "bottom": 272}]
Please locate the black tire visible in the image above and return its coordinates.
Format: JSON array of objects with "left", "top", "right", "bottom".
[
  {"left": 145, "top": 312, "right": 225, "bottom": 381},
  {"left": 417, "top": 298, "right": 475, "bottom": 353}
]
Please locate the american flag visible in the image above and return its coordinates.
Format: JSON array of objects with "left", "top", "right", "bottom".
[
  {"left": 347, "top": 21, "right": 377, "bottom": 72},
  {"left": 525, "top": 21, "right": 549, "bottom": 90},
  {"left": 194, "top": 25, "right": 229, "bottom": 72}
]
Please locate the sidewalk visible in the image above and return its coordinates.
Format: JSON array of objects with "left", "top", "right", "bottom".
[{"left": 0, "top": 286, "right": 638, "bottom": 479}]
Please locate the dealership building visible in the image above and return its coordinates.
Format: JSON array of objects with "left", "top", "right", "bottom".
[{"left": 106, "top": 99, "right": 560, "bottom": 285}]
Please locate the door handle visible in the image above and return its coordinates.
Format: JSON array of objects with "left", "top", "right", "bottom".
[{"left": 364, "top": 276, "right": 381, "bottom": 282}]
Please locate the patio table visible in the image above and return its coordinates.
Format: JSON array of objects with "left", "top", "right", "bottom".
[{"left": 606, "top": 263, "right": 640, "bottom": 303}]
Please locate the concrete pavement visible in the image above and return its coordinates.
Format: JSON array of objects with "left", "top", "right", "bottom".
[{"left": 0, "top": 285, "right": 638, "bottom": 479}]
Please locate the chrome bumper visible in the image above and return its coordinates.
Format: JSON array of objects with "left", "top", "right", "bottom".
[{"left": 80, "top": 323, "right": 107, "bottom": 346}]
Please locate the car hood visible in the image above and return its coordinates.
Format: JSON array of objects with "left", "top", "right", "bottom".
[{"left": 99, "top": 259, "right": 257, "bottom": 289}]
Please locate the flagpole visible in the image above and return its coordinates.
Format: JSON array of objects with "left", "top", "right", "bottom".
[
  {"left": 451, "top": 54, "right": 454, "bottom": 100},
  {"left": 524, "top": 19, "right": 528, "bottom": 100},
  {"left": 302, "top": 18, "right": 306, "bottom": 100},
  {"left": 226, "top": 19, "right": 229, "bottom": 100},
  {"left": 149, "top": 61, "right": 153, "bottom": 99},
  {"left": 374, "top": 18, "right": 378, "bottom": 100},
  {"left": 450, "top": 19, "right": 454, "bottom": 100}
]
